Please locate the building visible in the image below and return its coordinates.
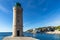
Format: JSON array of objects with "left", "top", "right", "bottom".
[
  {"left": 3, "top": 2, "right": 38, "bottom": 40},
  {"left": 13, "top": 2, "right": 23, "bottom": 37}
]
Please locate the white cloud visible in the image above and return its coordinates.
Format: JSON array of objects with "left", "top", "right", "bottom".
[
  {"left": 25, "top": 0, "right": 46, "bottom": 9},
  {"left": 0, "top": 27, "right": 12, "bottom": 32},
  {"left": 47, "top": 20, "right": 60, "bottom": 26},
  {"left": 0, "top": 24, "right": 12, "bottom": 32},
  {"left": 23, "top": 20, "right": 60, "bottom": 31},
  {"left": 0, "top": 5, "right": 12, "bottom": 14},
  {"left": 23, "top": 22, "right": 36, "bottom": 31}
]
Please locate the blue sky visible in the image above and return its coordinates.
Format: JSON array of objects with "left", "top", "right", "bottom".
[{"left": 0, "top": 0, "right": 60, "bottom": 32}]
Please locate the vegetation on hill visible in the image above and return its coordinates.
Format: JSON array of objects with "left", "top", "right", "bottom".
[
  {"left": 26, "top": 26, "right": 60, "bottom": 33},
  {"left": 55, "top": 26, "right": 60, "bottom": 31}
]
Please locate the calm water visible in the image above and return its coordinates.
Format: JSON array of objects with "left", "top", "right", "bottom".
[{"left": 0, "top": 32, "right": 60, "bottom": 40}]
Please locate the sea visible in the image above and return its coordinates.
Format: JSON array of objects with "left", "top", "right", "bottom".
[{"left": 0, "top": 32, "right": 60, "bottom": 40}]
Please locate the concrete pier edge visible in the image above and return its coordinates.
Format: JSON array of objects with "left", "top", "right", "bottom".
[{"left": 3, "top": 36, "right": 39, "bottom": 40}]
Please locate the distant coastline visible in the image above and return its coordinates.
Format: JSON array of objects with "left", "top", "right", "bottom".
[{"left": 26, "top": 26, "right": 60, "bottom": 34}]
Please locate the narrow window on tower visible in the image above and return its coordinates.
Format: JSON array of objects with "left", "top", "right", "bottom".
[{"left": 17, "top": 19, "right": 20, "bottom": 23}]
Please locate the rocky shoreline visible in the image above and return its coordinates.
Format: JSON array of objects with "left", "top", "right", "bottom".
[{"left": 46, "top": 30, "right": 60, "bottom": 34}]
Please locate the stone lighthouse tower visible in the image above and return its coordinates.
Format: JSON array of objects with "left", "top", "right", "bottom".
[
  {"left": 3, "top": 2, "right": 38, "bottom": 40},
  {"left": 13, "top": 2, "right": 23, "bottom": 37}
]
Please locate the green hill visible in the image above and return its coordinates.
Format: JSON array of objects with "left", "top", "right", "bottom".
[{"left": 26, "top": 26, "right": 60, "bottom": 33}]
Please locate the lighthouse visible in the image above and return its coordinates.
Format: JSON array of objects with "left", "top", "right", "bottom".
[
  {"left": 13, "top": 2, "right": 23, "bottom": 37},
  {"left": 3, "top": 2, "right": 38, "bottom": 40}
]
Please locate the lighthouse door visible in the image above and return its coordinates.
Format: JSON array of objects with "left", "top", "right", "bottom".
[{"left": 17, "top": 30, "right": 20, "bottom": 36}]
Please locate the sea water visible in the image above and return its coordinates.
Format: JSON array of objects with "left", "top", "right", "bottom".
[{"left": 0, "top": 32, "right": 60, "bottom": 40}]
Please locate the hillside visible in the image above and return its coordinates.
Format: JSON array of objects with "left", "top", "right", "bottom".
[{"left": 26, "top": 26, "right": 60, "bottom": 33}]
